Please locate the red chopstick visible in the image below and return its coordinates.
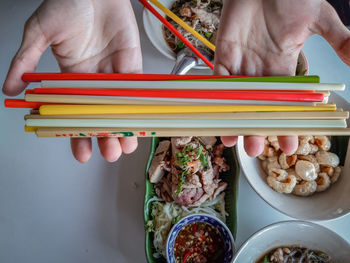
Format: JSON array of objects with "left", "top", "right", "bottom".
[
  {"left": 27, "top": 88, "right": 324, "bottom": 102},
  {"left": 4, "top": 99, "right": 68, "bottom": 109},
  {"left": 138, "top": 0, "right": 214, "bottom": 69},
  {"left": 22, "top": 73, "right": 248, "bottom": 82}
]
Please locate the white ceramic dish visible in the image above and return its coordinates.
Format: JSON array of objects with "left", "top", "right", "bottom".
[
  {"left": 236, "top": 93, "right": 350, "bottom": 221},
  {"left": 142, "top": 0, "right": 308, "bottom": 73},
  {"left": 232, "top": 221, "right": 350, "bottom": 262},
  {"left": 142, "top": 0, "right": 208, "bottom": 70},
  {"left": 166, "top": 214, "right": 235, "bottom": 263}
]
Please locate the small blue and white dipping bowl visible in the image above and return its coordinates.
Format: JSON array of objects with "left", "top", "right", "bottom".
[{"left": 166, "top": 213, "right": 235, "bottom": 263}]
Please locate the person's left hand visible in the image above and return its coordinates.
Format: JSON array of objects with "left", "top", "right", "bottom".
[{"left": 214, "top": 0, "right": 350, "bottom": 157}]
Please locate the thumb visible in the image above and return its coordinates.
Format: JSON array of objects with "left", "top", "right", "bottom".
[
  {"left": 313, "top": 0, "right": 350, "bottom": 66},
  {"left": 3, "top": 13, "right": 49, "bottom": 96}
]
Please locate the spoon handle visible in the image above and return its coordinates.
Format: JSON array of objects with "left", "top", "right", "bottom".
[{"left": 171, "top": 56, "right": 197, "bottom": 75}]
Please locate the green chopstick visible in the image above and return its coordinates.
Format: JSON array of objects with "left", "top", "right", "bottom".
[{"left": 181, "top": 75, "right": 320, "bottom": 83}]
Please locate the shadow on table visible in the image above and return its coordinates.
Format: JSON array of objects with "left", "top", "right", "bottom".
[{"left": 94, "top": 138, "right": 151, "bottom": 262}]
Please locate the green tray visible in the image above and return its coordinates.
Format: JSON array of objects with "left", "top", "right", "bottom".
[{"left": 143, "top": 137, "right": 240, "bottom": 263}]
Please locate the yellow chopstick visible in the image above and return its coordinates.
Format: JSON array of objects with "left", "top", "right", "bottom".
[
  {"left": 39, "top": 104, "right": 337, "bottom": 115},
  {"left": 148, "top": 0, "right": 216, "bottom": 52}
]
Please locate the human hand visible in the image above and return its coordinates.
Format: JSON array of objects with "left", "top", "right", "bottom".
[
  {"left": 215, "top": 0, "right": 350, "bottom": 156},
  {"left": 3, "top": 0, "right": 142, "bottom": 163}
]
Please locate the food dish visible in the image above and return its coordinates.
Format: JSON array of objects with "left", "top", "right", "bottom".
[
  {"left": 163, "top": 0, "right": 222, "bottom": 55},
  {"left": 256, "top": 246, "right": 330, "bottom": 263},
  {"left": 143, "top": 0, "right": 308, "bottom": 74},
  {"left": 166, "top": 214, "right": 235, "bottom": 263},
  {"left": 236, "top": 92, "right": 350, "bottom": 221},
  {"left": 259, "top": 135, "right": 342, "bottom": 196},
  {"left": 232, "top": 221, "right": 350, "bottom": 262},
  {"left": 144, "top": 137, "right": 240, "bottom": 262}
]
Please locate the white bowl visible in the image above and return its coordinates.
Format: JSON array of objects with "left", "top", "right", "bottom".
[
  {"left": 142, "top": 0, "right": 308, "bottom": 74},
  {"left": 142, "top": 0, "right": 209, "bottom": 70},
  {"left": 232, "top": 221, "right": 350, "bottom": 262},
  {"left": 236, "top": 93, "right": 350, "bottom": 221}
]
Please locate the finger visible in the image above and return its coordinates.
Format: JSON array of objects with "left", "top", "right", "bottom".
[
  {"left": 313, "top": 1, "right": 350, "bottom": 65},
  {"left": 3, "top": 13, "right": 49, "bottom": 96},
  {"left": 119, "top": 137, "right": 138, "bottom": 154},
  {"left": 97, "top": 137, "right": 122, "bottom": 162},
  {"left": 278, "top": 136, "right": 298, "bottom": 155},
  {"left": 244, "top": 136, "right": 265, "bottom": 157},
  {"left": 70, "top": 138, "right": 92, "bottom": 163},
  {"left": 220, "top": 136, "right": 238, "bottom": 147}
]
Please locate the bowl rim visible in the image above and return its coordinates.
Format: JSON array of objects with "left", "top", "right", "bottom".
[
  {"left": 235, "top": 135, "right": 350, "bottom": 222},
  {"left": 232, "top": 220, "right": 350, "bottom": 262},
  {"left": 165, "top": 213, "right": 235, "bottom": 262}
]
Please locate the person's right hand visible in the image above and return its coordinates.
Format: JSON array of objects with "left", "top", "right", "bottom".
[
  {"left": 3, "top": 0, "right": 142, "bottom": 163},
  {"left": 214, "top": 0, "right": 350, "bottom": 157}
]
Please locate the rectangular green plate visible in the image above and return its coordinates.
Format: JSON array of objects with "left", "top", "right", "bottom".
[{"left": 143, "top": 137, "right": 240, "bottom": 263}]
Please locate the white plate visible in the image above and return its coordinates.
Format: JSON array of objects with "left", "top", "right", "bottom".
[
  {"left": 232, "top": 221, "right": 350, "bottom": 262},
  {"left": 236, "top": 92, "right": 350, "bottom": 221}
]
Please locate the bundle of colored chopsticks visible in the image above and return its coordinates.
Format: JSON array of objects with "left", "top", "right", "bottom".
[{"left": 4, "top": 73, "right": 350, "bottom": 138}]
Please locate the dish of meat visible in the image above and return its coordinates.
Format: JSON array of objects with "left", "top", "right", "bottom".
[
  {"left": 144, "top": 136, "right": 240, "bottom": 263},
  {"left": 258, "top": 136, "right": 342, "bottom": 197},
  {"left": 143, "top": 0, "right": 309, "bottom": 74},
  {"left": 235, "top": 93, "right": 350, "bottom": 221},
  {"left": 163, "top": 0, "right": 222, "bottom": 55}
]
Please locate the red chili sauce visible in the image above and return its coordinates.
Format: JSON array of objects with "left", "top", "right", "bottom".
[{"left": 174, "top": 222, "right": 225, "bottom": 263}]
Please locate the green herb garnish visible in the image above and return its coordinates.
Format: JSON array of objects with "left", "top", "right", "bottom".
[
  {"left": 176, "top": 169, "right": 188, "bottom": 194},
  {"left": 172, "top": 215, "right": 181, "bottom": 225},
  {"left": 263, "top": 255, "right": 270, "bottom": 263},
  {"left": 199, "top": 152, "right": 209, "bottom": 170},
  {"left": 176, "top": 152, "right": 191, "bottom": 168},
  {"left": 184, "top": 144, "right": 193, "bottom": 152},
  {"left": 176, "top": 41, "right": 185, "bottom": 50},
  {"left": 197, "top": 144, "right": 209, "bottom": 170},
  {"left": 204, "top": 32, "right": 213, "bottom": 39}
]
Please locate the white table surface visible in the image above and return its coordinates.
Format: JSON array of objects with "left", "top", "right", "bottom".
[{"left": 0, "top": 0, "right": 349, "bottom": 262}]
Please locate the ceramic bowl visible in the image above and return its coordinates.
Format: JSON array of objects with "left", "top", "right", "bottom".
[
  {"left": 232, "top": 221, "right": 350, "bottom": 262},
  {"left": 166, "top": 213, "right": 235, "bottom": 263},
  {"left": 142, "top": 0, "right": 308, "bottom": 74},
  {"left": 236, "top": 93, "right": 350, "bottom": 221},
  {"left": 142, "top": 0, "right": 209, "bottom": 70}
]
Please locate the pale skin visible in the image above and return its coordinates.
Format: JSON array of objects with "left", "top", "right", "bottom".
[
  {"left": 3, "top": 0, "right": 350, "bottom": 162},
  {"left": 215, "top": 0, "right": 350, "bottom": 156},
  {"left": 2, "top": 0, "right": 142, "bottom": 163}
]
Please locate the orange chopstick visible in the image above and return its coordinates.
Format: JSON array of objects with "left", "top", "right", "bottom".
[{"left": 4, "top": 99, "right": 68, "bottom": 109}]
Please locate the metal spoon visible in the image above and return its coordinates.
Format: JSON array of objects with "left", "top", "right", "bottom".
[{"left": 171, "top": 47, "right": 214, "bottom": 75}]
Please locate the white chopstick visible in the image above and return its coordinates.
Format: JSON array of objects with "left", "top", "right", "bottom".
[
  {"left": 26, "top": 119, "right": 347, "bottom": 128},
  {"left": 24, "top": 94, "right": 320, "bottom": 106},
  {"left": 41, "top": 80, "right": 346, "bottom": 91}
]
